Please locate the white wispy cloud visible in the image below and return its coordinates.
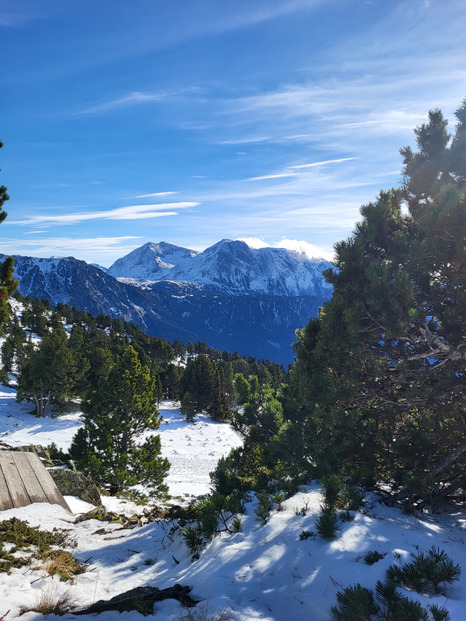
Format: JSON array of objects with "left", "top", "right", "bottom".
[
  {"left": 217, "top": 136, "right": 272, "bottom": 145},
  {"left": 290, "top": 158, "right": 356, "bottom": 169},
  {"left": 247, "top": 158, "right": 357, "bottom": 182},
  {"left": 72, "top": 87, "right": 202, "bottom": 116},
  {"left": 237, "top": 237, "right": 334, "bottom": 260},
  {"left": 10, "top": 202, "right": 199, "bottom": 227},
  {"left": 0, "top": 236, "right": 141, "bottom": 263},
  {"left": 247, "top": 172, "right": 300, "bottom": 182},
  {"left": 126, "top": 192, "right": 178, "bottom": 199}
]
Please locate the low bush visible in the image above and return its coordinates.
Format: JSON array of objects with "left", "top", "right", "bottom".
[
  {"left": 316, "top": 506, "right": 338, "bottom": 541},
  {"left": 364, "top": 550, "right": 387, "bottom": 565},
  {"left": 386, "top": 546, "right": 461, "bottom": 595}
]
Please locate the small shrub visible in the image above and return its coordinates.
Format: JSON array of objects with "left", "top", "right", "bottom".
[
  {"left": 196, "top": 492, "right": 245, "bottom": 538},
  {"left": 182, "top": 524, "right": 204, "bottom": 558},
  {"left": 375, "top": 579, "right": 404, "bottom": 619},
  {"left": 255, "top": 492, "right": 272, "bottom": 524},
  {"left": 321, "top": 474, "right": 342, "bottom": 509},
  {"left": 299, "top": 529, "right": 315, "bottom": 541},
  {"left": 231, "top": 517, "right": 242, "bottom": 533},
  {"left": 388, "top": 597, "right": 428, "bottom": 621},
  {"left": 331, "top": 584, "right": 378, "bottom": 621},
  {"left": 364, "top": 550, "right": 387, "bottom": 565},
  {"left": 341, "top": 484, "right": 364, "bottom": 511},
  {"left": 386, "top": 547, "right": 461, "bottom": 595},
  {"left": 272, "top": 491, "right": 286, "bottom": 511},
  {"left": 316, "top": 506, "right": 338, "bottom": 541}
]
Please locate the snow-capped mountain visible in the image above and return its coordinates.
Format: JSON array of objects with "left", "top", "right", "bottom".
[
  {"left": 2, "top": 241, "right": 333, "bottom": 364},
  {"left": 108, "top": 242, "right": 199, "bottom": 282},
  {"left": 109, "top": 239, "right": 332, "bottom": 297}
]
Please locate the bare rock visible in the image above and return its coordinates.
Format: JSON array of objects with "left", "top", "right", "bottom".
[{"left": 74, "top": 584, "right": 198, "bottom": 615}]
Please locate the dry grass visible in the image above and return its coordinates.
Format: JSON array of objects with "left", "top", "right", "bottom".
[
  {"left": 42, "top": 549, "right": 86, "bottom": 582},
  {"left": 171, "top": 601, "right": 238, "bottom": 621},
  {"left": 19, "top": 585, "right": 78, "bottom": 616}
]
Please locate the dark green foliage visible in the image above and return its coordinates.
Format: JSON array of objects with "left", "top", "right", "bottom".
[
  {"left": 17, "top": 323, "right": 87, "bottom": 416},
  {"left": 182, "top": 492, "right": 245, "bottom": 558},
  {"left": 231, "top": 516, "right": 242, "bottom": 532},
  {"left": 299, "top": 529, "right": 315, "bottom": 540},
  {"left": 255, "top": 491, "right": 272, "bottom": 523},
  {"left": 332, "top": 575, "right": 452, "bottom": 621},
  {"left": 428, "top": 605, "right": 451, "bottom": 621},
  {"left": 322, "top": 474, "right": 343, "bottom": 509},
  {"left": 375, "top": 578, "right": 405, "bottom": 619},
  {"left": 181, "top": 524, "right": 204, "bottom": 558},
  {"left": 180, "top": 354, "right": 216, "bottom": 413},
  {"left": 386, "top": 547, "right": 461, "bottom": 595},
  {"left": 180, "top": 391, "right": 196, "bottom": 422},
  {"left": 290, "top": 101, "right": 466, "bottom": 505},
  {"left": 331, "top": 584, "right": 378, "bottom": 621},
  {"left": 272, "top": 491, "right": 285, "bottom": 511},
  {"left": 195, "top": 492, "right": 245, "bottom": 539},
  {"left": 0, "top": 140, "right": 18, "bottom": 332},
  {"left": 70, "top": 346, "right": 170, "bottom": 495},
  {"left": 387, "top": 598, "right": 428, "bottom": 621},
  {"left": 363, "top": 550, "right": 387, "bottom": 565},
  {"left": 315, "top": 506, "right": 338, "bottom": 541}
]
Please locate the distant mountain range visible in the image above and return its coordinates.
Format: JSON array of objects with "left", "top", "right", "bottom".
[{"left": 2, "top": 240, "right": 333, "bottom": 365}]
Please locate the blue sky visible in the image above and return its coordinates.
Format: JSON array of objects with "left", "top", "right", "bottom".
[{"left": 1, "top": 0, "right": 465, "bottom": 266}]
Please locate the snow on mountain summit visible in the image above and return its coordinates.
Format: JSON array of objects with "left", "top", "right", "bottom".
[
  {"left": 108, "top": 239, "right": 333, "bottom": 296},
  {"left": 108, "top": 241, "right": 199, "bottom": 281}
]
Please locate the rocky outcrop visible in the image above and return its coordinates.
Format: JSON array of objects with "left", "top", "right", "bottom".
[{"left": 49, "top": 468, "right": 101, "bottom": 505}]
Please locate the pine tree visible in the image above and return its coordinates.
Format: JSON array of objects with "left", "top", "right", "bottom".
[
  {"left": 17, "top": 323, "right": 84, "bottom": 416},
  {"left": 71, "top": 346, "right": 169, "bottom": 495},
  {"left": 292, "top": 100, "right": 466, "bottom": 504},
  {"left": 180, "top": 353, "right": 216, "bottom": 412},
  {"left": 180, "top": 391, "right": 196, "bottom": 422}
]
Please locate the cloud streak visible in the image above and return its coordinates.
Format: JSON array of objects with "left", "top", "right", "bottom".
[{"left": 11, "top": 202, "right": 199, "bottom": 226}]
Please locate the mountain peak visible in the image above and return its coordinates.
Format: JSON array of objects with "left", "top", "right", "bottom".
[
  {"left": 108, "top": 241, "right": 198, "bottom": 280},
  {"left": 107, "top": 239, "right": 332, "bottom": 296}
]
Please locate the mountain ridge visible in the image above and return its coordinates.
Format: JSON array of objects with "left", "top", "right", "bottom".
[
  {"left": 108, "top": 239, "right": 333, "bottom": 297},
  {"left": 2, "top": 240, "right": 333, "bottom": 364}
]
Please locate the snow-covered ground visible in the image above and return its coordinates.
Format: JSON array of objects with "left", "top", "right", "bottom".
[
  {"left": 1, "top": 389, "right": 466, "bottom": 620},
  {"left": 0, "top": 388, "right": 243, "bottom": 498}
]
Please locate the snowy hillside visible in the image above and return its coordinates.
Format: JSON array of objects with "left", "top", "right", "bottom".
[{"left": 1, "top": 386, "right": 466, "bottom": 620}]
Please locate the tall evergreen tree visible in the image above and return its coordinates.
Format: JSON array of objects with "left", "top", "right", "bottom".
[
  {"left": 71, "top": 346, "right": 169, "bottom": 495},
  {"left": 291, "top": 101, "right": 466, "bottom": 505},
  {"left": 17, "top": 323, "right": 85, "bottom": 416}
]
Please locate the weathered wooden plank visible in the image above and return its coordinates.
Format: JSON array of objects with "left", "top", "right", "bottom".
[
  {"left": 11, "top": 452, "right": 45, "bottom": 505},
  {"left": 0, "top": 456, "right": 14, "bottom": 511},
  {"left": 25, "top": 453, "right": 71, "bottom": 512},
  {"left": 0, "top": 451, "right": 30, "bottom": 508}
]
